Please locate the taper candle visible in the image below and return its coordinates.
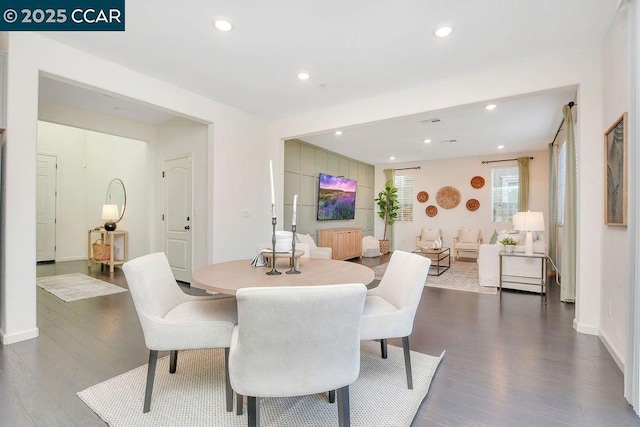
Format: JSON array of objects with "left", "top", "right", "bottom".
[
  {"left": 292, "top": 194, "right": 298, "bottom": 226},
  {"left": 269, "top": 160, "right": 276, "bottom": 218}
]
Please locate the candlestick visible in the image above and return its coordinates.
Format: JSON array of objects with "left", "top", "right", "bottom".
[
  {"left": 287, "top": 224, "right": 300, "bottom": 274},
  {"left": 292, "top": 194, "right": 298, "bottom": 226},
  {"left": 266, "top": 217, "right": 281, "bottom": 275},
  {"left": 269, "top": 160, "right": 276, "bottom": 218}
]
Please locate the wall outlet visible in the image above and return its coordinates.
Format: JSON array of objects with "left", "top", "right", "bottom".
[{"left": 241, "top": 209, "right": 251, "bottom": 218}]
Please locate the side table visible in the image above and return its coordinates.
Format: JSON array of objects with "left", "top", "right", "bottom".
[
  {"left": 412, "top": 247, "right": 450, "bottom": 276},
  {"left": 87, "top": 228, "right": 128, "bottom": 273},
  {"left": 499, "top": 251, "right": 547, "bottom": 304}
]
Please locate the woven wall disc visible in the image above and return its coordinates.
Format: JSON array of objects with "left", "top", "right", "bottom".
[
  {"left": 426, "top": 205, "right": 438, "bottom": 217},
  {"left": 466, "top": 199, "right": 480, "bottom": 211},
  {"left": 436, "top": 186, "right": 461, "bottom": 209},
  {"left": 471, "top": 176, "right": 485, "bottom": 189},
  {"left": 417, "top": 191, "right": 429, "bottom": 203}
]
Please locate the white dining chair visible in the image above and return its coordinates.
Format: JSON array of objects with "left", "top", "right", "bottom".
[
  {"left": 229, "top": 284, "right": 367, "bottom": 427},
  {"left": 122, "top": 252, "right": 238, "bottom": 413},
  {"left": 360, "top": 250, "right": 431, "bottom": 389}
]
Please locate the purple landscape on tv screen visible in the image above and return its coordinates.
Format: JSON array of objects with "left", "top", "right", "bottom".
[{"left": 317, "top": 173, "right": 357, "bottom": 220}]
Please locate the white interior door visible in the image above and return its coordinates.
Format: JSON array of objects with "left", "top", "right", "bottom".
[
  {"left": 163, "top": 156, "right": 193, "bottom": 282},
  {"left": 36, "top": 154, "right": 57, "bottom": 262}
]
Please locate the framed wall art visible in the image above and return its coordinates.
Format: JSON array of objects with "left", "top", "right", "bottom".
[{"left": 604, "top": 112, "right": 627, "bottom": 226}]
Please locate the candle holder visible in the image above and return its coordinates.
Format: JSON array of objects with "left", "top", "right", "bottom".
[
  {"left": 286, "top": 224, "right": 300, "bottom": 275},
  {"left": 266, "top": 217, "right": 281, "bottom": 275}
]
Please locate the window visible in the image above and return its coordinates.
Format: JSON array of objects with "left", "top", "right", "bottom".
[
  {"left": 557, "top": 141, "right": 566, "bottom": 224},
  {"left": 491, "top": 166, "right": 519, "bottom": 223},
  {"left": 394, "top": 175, "right": 414, "bottom": 222}
]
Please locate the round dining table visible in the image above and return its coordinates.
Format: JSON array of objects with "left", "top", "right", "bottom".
[{"left": 192, "top": 258, "right": 375, "bottom": 295}]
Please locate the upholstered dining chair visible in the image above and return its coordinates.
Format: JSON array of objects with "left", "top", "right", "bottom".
[
  {"left": 122, "top": 252, "right": 238, "bottom": 413},
  {"left": 360, "top": 250, "right": 431, "bottom": 389},
  {"left": 229, "top": 284, "right": 367, "bottom": 427}
]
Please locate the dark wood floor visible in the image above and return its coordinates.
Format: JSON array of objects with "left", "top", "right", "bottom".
[{"left": 0, "top": 257, "right": 634, "bottom": 425}]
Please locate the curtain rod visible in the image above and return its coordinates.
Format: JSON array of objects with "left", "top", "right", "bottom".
[
  {"left": 551, "top": 101, "right": 576, "bottom": 145},
  {"left": 394, "top": 166, "right": 421, "bottom": 171},
  {"left": 481, "top": 157, "right": 533, "bottom": 164}
]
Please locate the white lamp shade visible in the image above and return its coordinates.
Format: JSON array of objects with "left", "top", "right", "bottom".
[
  {"left": 102, "top": 204, "right": 119, "bottom": 221},
  {"left": 513, "top": 211, "right": 545, "bottom": 231}
]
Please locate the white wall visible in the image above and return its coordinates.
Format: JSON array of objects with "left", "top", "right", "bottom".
[
  {"left": 273, "top": 47, "right": 604, "bottom": 336},
  {"left": 379, "top": 150, "right": 549, "bottom": 252},
  {"left": 1, "top": 32, "right": 270, "bottom": 344},
  {"left": 37, "top": 121, "right": 150, "bottom": 262},
  {"left": 154, "top": 118, "right": 209, "bottom": 272},
  {"left": 600, "top": 5, "right": 630, "bottom": 368}
]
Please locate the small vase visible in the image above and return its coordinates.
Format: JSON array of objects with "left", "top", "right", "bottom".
[{"left": 505, "top": 245, "right": 514, "bottom": 253}]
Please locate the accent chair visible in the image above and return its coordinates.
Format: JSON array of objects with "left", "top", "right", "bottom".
[
  {"left": 229, "top": 284, "right": 367, "bottom": 427},
  {"left": 122, "top": 252, "right": 238, "bottom": 413},
  {"left": 360, "top": 250, "right": 431, "bottom": 389},
  {"left": 452, "top": 228, "right": 483, "bottom": 260}
]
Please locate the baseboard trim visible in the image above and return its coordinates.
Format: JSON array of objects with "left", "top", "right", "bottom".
[
  {"left": 573, "top": 319, "right": 598, "bottom": 335},
  {"left": 599, "top": 331, "right": 624, "bottom": 372},
  {"left": 1, "top": 327, "right": 39, "bottom": 345},
  {"left": 56, "top": 256, "right": 87, "bottom": 262}
]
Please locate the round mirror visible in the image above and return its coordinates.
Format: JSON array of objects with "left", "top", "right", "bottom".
[{"left": 106, "top": 178, "right": 126, "bottom": 222}]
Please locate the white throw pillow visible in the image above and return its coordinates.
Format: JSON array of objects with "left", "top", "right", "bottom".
[
  {"left": 458, "top": 228, "right": 479, "bottom": 243},
  {"left": 296, "top": 233, "right": 318, "bottom": 250},
  {"left": 420, "top": 228, "right": 440, "bottom": 242}
]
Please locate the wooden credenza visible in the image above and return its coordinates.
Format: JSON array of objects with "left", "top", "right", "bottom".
[{"left": 318, "top": 228, "right": 363, "bottom": 261}]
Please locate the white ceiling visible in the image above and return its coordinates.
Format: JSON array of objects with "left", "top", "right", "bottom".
[
  {"left": 38, "top": 1, "right": 616, "bottom": 164},
  {"left": 301, "top": 86, "right": 577, "bottom": 165}
]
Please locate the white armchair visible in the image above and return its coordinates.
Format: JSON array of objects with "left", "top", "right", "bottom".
[
  {"left": 296, "top": 233, "right": 332, "bottom": 259},
  {"left": 122, "top": 252, "right": 238, "bottom": 413},
  {"left": 360, "top": 250, "right": 431, "bottom": 389},
  {"left": 415, "top": 227, "right": 443, "bottom": 249},
  {"left": 452, "top": 228, "right": 483, "bottom": 260},
  {"left": 229, "top": 284, "right": 367, "bottom": 426}
]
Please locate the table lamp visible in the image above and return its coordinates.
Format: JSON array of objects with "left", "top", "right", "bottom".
[
  {"left": 513, "top": 211, "right": 545, "bottom": 255},
  {"left": 102, "top": 204, "right": 119, "bottom": 231}
]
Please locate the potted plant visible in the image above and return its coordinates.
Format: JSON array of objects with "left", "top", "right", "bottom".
[
  {"left": 375, "top": 180, "right": 399, "bottom": 255},
  {"left": 500, "top": 236, "right": 517, "bottom": 253}
]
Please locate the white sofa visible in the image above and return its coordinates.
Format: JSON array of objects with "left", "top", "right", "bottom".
[{"left": 477, "top": 232, "right": 547, "bottom": 293}]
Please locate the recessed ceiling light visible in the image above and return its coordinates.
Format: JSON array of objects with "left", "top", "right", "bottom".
[
  {"left": 389, "top": 156, "right": 396, "bottom": 160},
  {"left": 213, "top": 19, "right": 234, "bottom": 32},
  {"left": 335, "top": 130, "right": 343, "bottom": 136},
  {"left": 297, "top": 72, "right": 310, "bottom": 80},
  {"left": 485, "top": 104, "right": 497, "bottom": 110},
  {"left": 424, "top": 139, "right": 431, "bottom": 143},
  {"left": 434, "top": 26, "right": 453, "bottom": 38},
  {"left": 497, "top": 145, "right": 505, "bottom": 149}
]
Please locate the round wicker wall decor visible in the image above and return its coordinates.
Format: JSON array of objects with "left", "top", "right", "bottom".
[
  {"left": 426, "top": 205, "right": 438, "bottom": 217},
  {"left": 471, "top": 176, "right": 485, "bottom": 189},
  {"left": 435, "top": 186, "right": 461, "bottom": 209},
  {"left": 466, "top": 199, "right": 480, "bottom": 211},
  {"left": 417, "top": 191, "right": 429, "bottom": 203}
]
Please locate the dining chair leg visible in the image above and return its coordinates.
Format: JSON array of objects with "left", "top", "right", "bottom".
[
  {"left": 402, "top": 336, "right": 413, "bottom": 389},
  {"left": 224, "top": 348, "right": 233, "bottom": 412},
  {"left": 169, "top": 350, "right": 178, "bottom": 374},
  {"left": 236, "top": 393, "right": 244, "bottom": 415},
  {"left": 380, "top": 339, "right": 388, "bottom": 359},
  {"left": 143, "top": 350, "right": 158, "bottom": 413},
  {"left": 337, "top": 385, "right": 350, "bottom": 427},
  {"left": 328, "top": 390, "right": 336, "bottom": 403},
  {"left": 248, "top": 396, "right": 260, "bottom": 427}
]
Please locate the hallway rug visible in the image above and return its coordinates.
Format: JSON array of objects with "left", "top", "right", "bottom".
[
  {"left": 37, "top": 273, "right": 128, "bottom": 302},
  {"left": 78, "top": 341, "right": 445, "bottom": 427},
  {"left": 373, "top": 260, "right": 497, "bottom": 295}
]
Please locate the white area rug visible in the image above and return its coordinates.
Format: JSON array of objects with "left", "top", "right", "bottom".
[
  {"left": 37, "top": 273, "right": 128, "bottom": 302},
  {"left": 78, "top": 341, "right": 444, "bottom": 427},
  {"left": 373, "top": 260, "right": 497, "bottom": 295}
]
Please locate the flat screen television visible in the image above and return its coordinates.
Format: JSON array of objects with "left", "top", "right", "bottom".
[{"left": 317, "top": 173, "right": 357, "bottom": 220}]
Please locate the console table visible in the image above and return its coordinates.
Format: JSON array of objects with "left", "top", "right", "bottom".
[
  {"left": 499, "top": 251, "right": 547, "bottom": 304},
  {"left": 87, "top": 228, "right": 128, "bottom": 273}
]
